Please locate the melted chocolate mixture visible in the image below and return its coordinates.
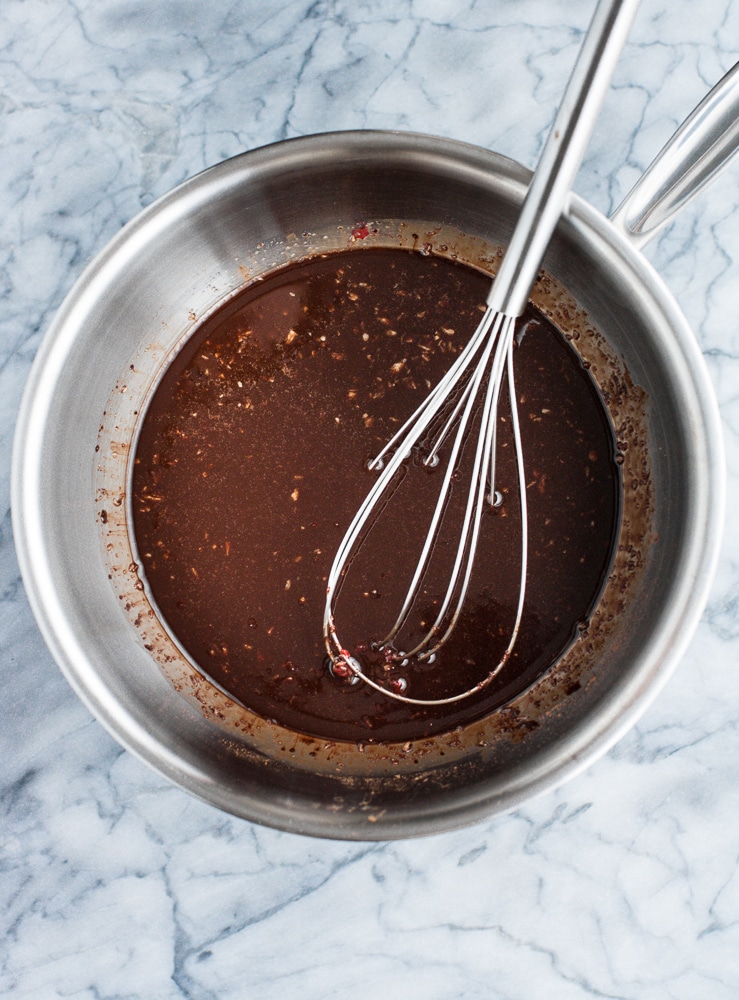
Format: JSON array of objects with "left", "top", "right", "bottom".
[{"left": 131, "top": 249, "right": 620, "bottom": 742}]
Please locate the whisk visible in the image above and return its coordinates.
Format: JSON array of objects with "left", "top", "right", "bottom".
[{"left": 323, "top": 0, "right": 640, "bottom": 705}]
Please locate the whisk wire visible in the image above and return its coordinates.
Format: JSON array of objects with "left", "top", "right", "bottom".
[
  {"left": 367, "top": 307, "right": 497, "bottom": 471},
  {"left": 325, "top": 308, "right": 498, "bottom": 609},
  {"left": 412, "top": 315, "right": 518, "bottom": 660},
  {"left": 383, "top": 310, "right": 507, "bottom": 649},
  {"left": 390, "top": 313, "right": 515, "bottom": 658},
  {"left": 323, "top": 310, "right": 528, "bottom": 706}
]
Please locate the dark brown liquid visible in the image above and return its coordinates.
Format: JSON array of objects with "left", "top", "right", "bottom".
[{"left": 131, "top": 249, "right": 620, "bottom": 742}]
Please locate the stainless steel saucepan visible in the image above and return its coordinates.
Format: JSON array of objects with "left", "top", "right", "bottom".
[{"left": 12, "top": 65, "right": 739, "bottom": 840}]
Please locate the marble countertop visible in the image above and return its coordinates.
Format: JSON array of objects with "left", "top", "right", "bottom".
[{"left": 2, "top": 1, "right": 738, "bottom": 996}]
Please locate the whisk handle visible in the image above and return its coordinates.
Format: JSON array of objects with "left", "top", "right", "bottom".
[{"left": 487, "top": 0, "right": 640, "bottom": 317}]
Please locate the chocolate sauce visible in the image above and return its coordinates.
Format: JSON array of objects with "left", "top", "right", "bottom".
[{"left": 131, "top": 249, "right": 620, "bottom": 742}]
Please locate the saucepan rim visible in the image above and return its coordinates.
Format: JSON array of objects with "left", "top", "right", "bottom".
[{"left": 11, "top": 129, "right": 725, "bottom": 838}]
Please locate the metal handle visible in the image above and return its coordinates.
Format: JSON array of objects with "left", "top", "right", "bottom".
[
  {"left": 610, "top": 61, "right": 739, "bottom": 248},
  {"left": 488, "top": 0, "right": 640, "bottom": 317}
]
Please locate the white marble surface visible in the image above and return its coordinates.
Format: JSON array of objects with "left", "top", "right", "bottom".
[{"left": 2, "top": 0, "right": 739, "bottom": 996}]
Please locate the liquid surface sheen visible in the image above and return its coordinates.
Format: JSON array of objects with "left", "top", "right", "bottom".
[{"left": 131, "top": 248, "right": 620, "bottom": 742}]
